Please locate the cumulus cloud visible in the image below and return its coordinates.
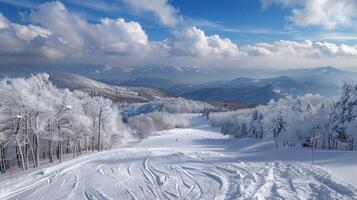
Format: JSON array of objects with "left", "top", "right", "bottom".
[
  {"left": 0, "top": 12, "right": 65, "bottom": 59},
  {"left": 167, "top": 26, "right": 241, "bottom": 57},
  {"left": 94, "top": 18, "right": 149, "bottom": 55},
  {"left": 31, "top": 1, "right": 87, "bottom": 48},
  {"left": 122, "top": 0, "right": 182, "bottom": 27},
  {"left": 242, "top": 40, "right": 357, "bottom": 58},
  {"left": 0, "top": 13, "right": 10, "bottom": 29},
  {"left": 30, "top": 1, "right": 149, "bottom": 56},
  {"left": 261, "top": 0, "right": 357, "bottom": 29}
]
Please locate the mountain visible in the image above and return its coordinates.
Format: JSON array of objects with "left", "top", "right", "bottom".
[
  {"left": 0, "top": 64, "right": 258, "bottom": 84},
  {"left": 115, "top": 66, "right": 238, "bottom": 84},
  {"left": 180, "top": 84, "right": 283, "bottom": 104},
  {"left": 107, "top": 77, "right": 178, "bottom": 90},
  {"left": 173, "top": 77, "right": 295, "bottom": 104},
  {"left": 48, "top": 72, "right": 173, "bottom": 103},
  {"left": 170, "top": 74, "right": 343, "bottom": 104},
  {"left": 170, "top": 76, "right": 303, "bottom": 95},
  {"left": 272, "top": 66, "right": 347, "bottom": 77},
  {"left": 272, "top": 66, "right": 357, "bottom": 86},
  {"left": 274, "top": 66, "right": 357, "bottom": 95}
]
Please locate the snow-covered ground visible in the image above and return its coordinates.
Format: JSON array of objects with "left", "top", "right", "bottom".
[{"left": 1, "top": 115, "right": 357, "bottom": 200}]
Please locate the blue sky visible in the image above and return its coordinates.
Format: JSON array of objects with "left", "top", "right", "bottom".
[
  {"left": 1, "top": 0, "right": 355, "bottom": 44},
  {"left": 0, "top": 0, "right": 357, "bottom": 69}
]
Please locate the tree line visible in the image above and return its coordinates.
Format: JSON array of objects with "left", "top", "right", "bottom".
[
  {"left": 0, "top": 74, "right": 128, "bottom": 174},
  {"left": 209, "top": 83, "right": 357, "bottom": 151}
]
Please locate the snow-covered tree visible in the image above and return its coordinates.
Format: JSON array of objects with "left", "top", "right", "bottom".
[
  {"left": 248, "top": 109, "right": 264, "bottom": 139},
  {"left": 329, "top": 83, "right": 357, "bottom": 150},
  {"left": 0, "top": 74, "right": 129, "bottom": 172}
]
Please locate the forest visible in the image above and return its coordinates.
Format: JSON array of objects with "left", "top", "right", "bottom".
[
  {"left": 0, "top": 74, "right": 129, "bottom": 173},
  {"left": 209, "top": 83, "right": 357, "bottom": 151}
]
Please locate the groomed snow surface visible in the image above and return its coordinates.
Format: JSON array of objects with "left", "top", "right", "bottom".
[{"left": 1, "top": 114, "right": 357, "bottom": 200}]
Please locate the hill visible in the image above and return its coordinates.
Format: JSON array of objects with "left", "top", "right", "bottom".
[{"left": 48, "top": 72, "right": 173, "bottom": 103}]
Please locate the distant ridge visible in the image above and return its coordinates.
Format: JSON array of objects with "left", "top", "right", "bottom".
[{"left": 48, "top": 72, "right": 173, "bottom": 103}]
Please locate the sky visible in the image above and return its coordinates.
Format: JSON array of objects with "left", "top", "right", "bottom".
[{"left": 0, "top": 0, "right": 357, "bottom": 69}]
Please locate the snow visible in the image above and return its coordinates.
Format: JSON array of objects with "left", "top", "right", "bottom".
[{"left": 0, "top": 114, "right": 357, "bottom": 200}]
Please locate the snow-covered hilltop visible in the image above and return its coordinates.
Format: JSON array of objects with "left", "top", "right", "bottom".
[{"left": 48, "top": 72, "right": 173, "bottom": 103}]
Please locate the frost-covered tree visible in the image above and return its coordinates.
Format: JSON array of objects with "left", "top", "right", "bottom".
[
  {"left": 248, "top": 109, "right": 264, "bottom": 139},
  {"left": 209, "top": 94, "right": 331, "bottom": 148},
  {"left": 272, "top": 109, "right": 286, "bottom": 140},
  {"left": 329, "top": 83, "right": 357, "bottom": 150},
  {"left": 0, "top": 74, "right": 129, "bottom": 172},
  {"left": 127, "top": 112, "right": 190, "bottom": 139}
]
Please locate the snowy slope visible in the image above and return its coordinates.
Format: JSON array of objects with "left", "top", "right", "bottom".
[
  {"left": 49, "top": 72, "right": 172, "bottom": 103},
  {"left": 0, "top": 115, "right": 357, "bottom": 200}
]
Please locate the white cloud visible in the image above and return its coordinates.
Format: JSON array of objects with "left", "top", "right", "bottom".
[
  {"left": 95, "top": 18, "right": 148, "bottom": 55},
  {"left": 1, "top": 1, "right": 357, "bottom": 68},
  {"left": 30, "top": 1, "right": 149, "bottom": 55},
  {"left": 167, "top": 26, "right": 241, "bottom": 57},
  {"left": 242, "top": 40, "right": 357, "bottom": 58},
  {"left": 0, "top": 1, "right": 151, "bottom": 61},
  {"left": 261, "top": 0, "right": 357, "bottom": 30},
  {"left": 311, "top": 33, "right": 357, "bottom": 42},
  {"left": 122, "top": 0, "right": 182, "bottom": 27},
  {"left": 12, "top": 24, "right": 51, "bottom": 42},
  {"left": 0, "top": 12, "right": 64, "bottom": 58},
  {"left": 31, "top": 1, "right": 87, "bottom": 48}
]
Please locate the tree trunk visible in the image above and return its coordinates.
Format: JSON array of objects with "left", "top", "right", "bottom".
[
  {"left": 24, "top": 143, "right": 29, "bottom": 170},
  {"left": 43, "top": 139, "right": 46, "bottom": 160},
  {"left": 97, "top": 110, "right": 102, "bottom": 152},
  {"left": 85, "top": 137, "right": 88, "bottom": 152},
  {"left": 32, "top": 114, "right": 41, "bottom": 167},
  {"left": 15, "top": 138, "right": 26, "bottom": 171},
  {"left": 92, "top": 136, "right": 95, "bottom": 152},
  {"left": 26, "top": 136, "right": 36, "bottom": 168},
  {"left": 34, "top": 136, "right": 40, "bottom": 167},
  {"left": 67, "top": 136, "right": 70, "bottom": 154},
  {"left": 78, "top": 142, "right": 82, "bottom": 156},
  {"left": 24, "top": 115, "right": 29, "bottom": 170},
  {"left": 16, "top": 146, "right": 21, "bottom": 168},
  {"left": 58, "top": 141, "right": 62, "bottom": 162},
  {"left": 49, "top": 140, "right": 53, "bottom": 163},
  {"left": 73, "top": 142, "right": 77, "bottom": 158},
  {"left": 0, "top": 146, "right": 5, "bottom": 174}
]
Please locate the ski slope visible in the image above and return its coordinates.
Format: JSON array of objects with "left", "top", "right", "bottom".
[{"left": 1, "top": 115, "right": 357, "bottom": 200}]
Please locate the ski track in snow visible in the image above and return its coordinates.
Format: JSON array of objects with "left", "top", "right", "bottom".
[{"left": 1, "top": 116, "right": 357, "bottom": 200}]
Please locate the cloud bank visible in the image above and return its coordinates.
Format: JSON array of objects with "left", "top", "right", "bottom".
[{"left": 1, "top": 1, "right": 357, "bottom": 68}]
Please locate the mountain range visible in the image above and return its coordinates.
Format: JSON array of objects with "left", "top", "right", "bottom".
[
  {"left": 118, "top": 66, "right": 357, "bottom": 104},
  {"left": 0, "top": 64, "right": 356, "bottom": 104}
]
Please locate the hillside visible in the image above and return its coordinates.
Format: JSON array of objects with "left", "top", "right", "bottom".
[
  {"left": 48, "top": 72, "right": 173, "bottom": 103},
  {"left": 180, "top": 85, "right": 283, "bottom": 104}
]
